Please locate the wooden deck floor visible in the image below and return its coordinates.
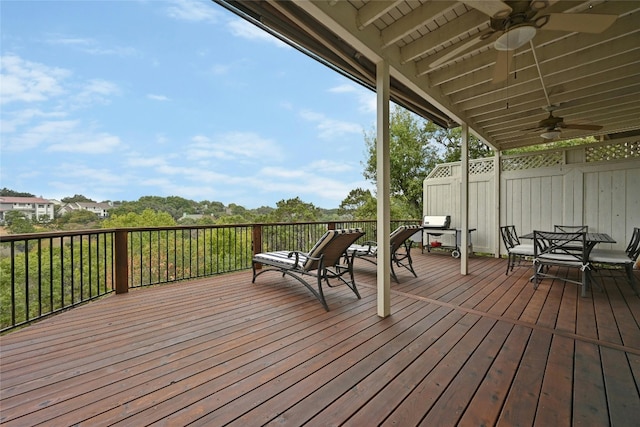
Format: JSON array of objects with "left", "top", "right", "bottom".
[{"left": 1, "top": 251, "right": 639, "bottom": 426}]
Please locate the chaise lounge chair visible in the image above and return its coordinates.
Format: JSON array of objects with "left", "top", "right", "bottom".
[
  {"left": 252, "top": 228, "right": 365, "bottom": 311},
  {"left": 346, "top": 224, "right": 421, "bottom": 282}
]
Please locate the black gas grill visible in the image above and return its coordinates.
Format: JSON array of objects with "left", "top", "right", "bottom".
[{"left": 422, "top": 215, "right": 475, "bottom": 258}]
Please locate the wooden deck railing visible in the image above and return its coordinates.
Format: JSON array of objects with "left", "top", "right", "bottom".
[{"left": 0, "top": 219, "right": 419, "bottom": 332}]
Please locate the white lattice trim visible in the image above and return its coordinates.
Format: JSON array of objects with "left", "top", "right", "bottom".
[
  {"left": 501, "top": 151, "right": 563, "bottom": 171},
  {"left": 586, "top": 140, "right": 640, "bottom": 162}
]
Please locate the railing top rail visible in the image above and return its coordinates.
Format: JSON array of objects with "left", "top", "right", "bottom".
[
  {"left": 0, "top": 228, "right": 114, "bottom": 242},
  {"left": 0, "top": 219, "right": 424, "bottom": 242}
]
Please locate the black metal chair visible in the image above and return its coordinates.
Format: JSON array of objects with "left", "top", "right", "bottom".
[
  {"left": 347, "top": 225, "right": 421, "bottom": 282},
  {"left": 554, "top": 225, "right": 589, "bottom": 252},
  {"left": 554, "top": 225, "right": 588, "bottom": 233},
  {"left": 533, "top": 230, "right": 591, "bottom": 296},
  {"left": 589, "top": 227, "right": 640, "bottom": 295},
  {"left": 500, "top": 225, "right": 535, "bottom": 275}
]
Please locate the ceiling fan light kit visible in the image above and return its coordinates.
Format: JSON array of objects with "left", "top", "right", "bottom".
[
  {"left": 494, "top": 25, "right": 537, "bottom": 51},
  {"left": 540, "top": 129, "right": 561, "bottom": 139}
]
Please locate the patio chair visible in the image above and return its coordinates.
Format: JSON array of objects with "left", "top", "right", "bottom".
[
  {"left": 554, "top": 225, "right": 588, "bottom": 252},
  {"left": 533, "top": 230, "right": 591, "bottom": 297},
  {"left": 252, "top": 228, "right": 365, "bottom": 311},
  {"left": 346, "top": 224, "right": 421, "bottom": 282},
  {"left": 589, "top": 227, "right": 640, "bottom": 295},
  {"left": 500, "top": 225, "right": 535, "bottom": 275},
  {"left": 554, "top": 225, "right": 589, "bottom": 233}
]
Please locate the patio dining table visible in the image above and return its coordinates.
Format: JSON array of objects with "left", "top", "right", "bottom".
[
  {"left": 519, "top": 231, "right": 616, "bottom": 296},
  {"left": 520, "top": 231, "right": 616, "bottom": 251}
]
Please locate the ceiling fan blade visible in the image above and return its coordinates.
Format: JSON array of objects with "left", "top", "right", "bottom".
[
  {"left": 429, "top": 34, "right": 487, "bottom": 69},
  {"left": 492, "top": 49, "right": 513, "bottom": 84},
  {"left": 542, "top": 13, "right": 617, "bottom": 33},
  {"left": 561, "top": 123, "right": 604, "bottom": 131},
  {"left": 521, "top": 125, "right": 546, "bottom": 132},
  {"left": 459, "top": 0, "right": 512, "bottom": 18}
]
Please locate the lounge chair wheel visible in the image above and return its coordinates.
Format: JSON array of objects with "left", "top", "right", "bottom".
[{"left": 452, "top": 250, "right": 460, "bottom": 258}]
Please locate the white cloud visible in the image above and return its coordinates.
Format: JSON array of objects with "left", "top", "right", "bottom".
[
  {"left": 186, "top": 132, "right": 284, "bottom": 161},
  {"left": 4, "top": 119, "right": 122, "bottom": 154},
  {"left": 72, "top": 79, "right": 120, "bottom": 107},
  {"left": 0, "top": 108, "right": 66, "bottom": 133},
  {"left": 257, "top": 164, "right": 364, "bottom": 205},
  {"left": 0, "top": 55, "right": 69, "bottom": 104},
  {"left": 165, "top": 0, "right": 220, "bottom": 23},
  {"left": 329, "top": 84, "right": 357, "bottom": 94},
  {"left": 299, "top": 109, "right": 363, "bottom": 140},
  {"left": 211, "top": 64, "right": 231, "bottom": 75},
  {"left": 307, "top": 159, "right": 354, "bottom": 174},
  {"left": 47, "top": 133, "right": 122, "bottom": 154},
  {"left": 329, "top": 82, "right": 376, "bottom": 114},
  {"left": 45, "top": 35, "right": 136, "bottom": 56},
  {"left": 147, "top": 94, "right": 169, "bottom": 101},
  {"left": 56, "top": 163, "right": 127, "bottom": 185},
  {"left": 227, "top": 19, "right": 289, "bottom": 49}
]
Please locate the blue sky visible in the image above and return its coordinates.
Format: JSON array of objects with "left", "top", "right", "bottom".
[{"left": 1, "top": 0, "right": 378, "bottom": 209}]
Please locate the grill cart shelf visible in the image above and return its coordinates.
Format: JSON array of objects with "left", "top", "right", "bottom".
[{"left": 422, "top": 215, "right": 476, "bottom": 258}]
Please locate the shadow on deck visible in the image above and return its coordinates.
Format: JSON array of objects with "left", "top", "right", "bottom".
[{"left": 1, "top": 251, "right": 639, "bottom": 426}]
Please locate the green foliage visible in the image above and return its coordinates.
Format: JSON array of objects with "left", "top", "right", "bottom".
[
  {"left": 268, "top": 197, "right": 319, "bottom": 223},
  {"left": 56, "top": 210, "right": 100, "bottom": 226},
  {"left": 216, "top": 215, "right": 251, "bottom": 225},
  {"left": 339, "top": 188, "right": 376, "bottom": 219},
  {"left": 61, "top": 194, "right": 95, "bottom": 203},
  {"left": 433, "top": 125, "right": 494, "bottom": 162},
  {"left": 362, "top": 106, "right": 441, "bottom": 218},
  {"left": 0, "top": 188, "right": 35, "bottom": 197},
  {"left": 102, "top": 209, "right": 176, "bottom": 228},
  {"left": 501, "top": 136, "right": 596, "bottom": 155},
  {"left": 0, "top": 236, "right": 114, "bottom": 329},
  {"left": 4, "top": 211, "right": 36, "bottom": 234}
]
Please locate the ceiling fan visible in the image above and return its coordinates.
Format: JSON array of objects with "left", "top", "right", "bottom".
[
  {"left": 522, "top": 106, "right": 603, "bottom": 140},
  {"left": 430, "top": 1, "right": 618, "bottom": 81}
]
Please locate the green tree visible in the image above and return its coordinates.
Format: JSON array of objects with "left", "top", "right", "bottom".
[
  {"left": 61, "top": 194, "right": 95, "bottom": 203},
  {"left": 0, "top": 188, "right": 35, "bottom": 197},
  {"left": 502, "top": 136, "right": 596, "bottom": 155},
  {"left": 4, "top": 211, "right": 36, "bottom": 234},
  {"left": 102, "top": 209, "right": 176, "bottom": 228},
  {"left": 268, "top": 197, "right": 319, "bottom": 223},
  {"left": 362, "top": 106, "right": 441, "bottom": 218},
  {"left": 339, "top": 188, "right": 377, "bottom": 219},
  {"left": 433, "top": 125, "right": 493, "bottom": 162},
  {"left": 57, "top": 210, "right": 99, "bottom": 226}
]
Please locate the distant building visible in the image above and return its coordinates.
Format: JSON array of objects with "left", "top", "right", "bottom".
[
  {"left": 0, "top": 196, "right": 55, "bottom": 223},
  {"left": 58, "top": 202, "right": 113, "bottom": 218}
]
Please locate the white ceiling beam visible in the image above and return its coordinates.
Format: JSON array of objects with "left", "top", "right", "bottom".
[
  {"left": 398, "top": 8, "right": 487, "bottom": 61},
  {"left": 469, "top": 75, "right": 640, "bottom": 125},
  {"left": 438, "top": 30, "right": 640, "bottom": 99},
  {"left": 381, "top": 1, "right": 456, "bottom": 48},
  {"left": 483, "top": 96, "right": 640, "bottom": 134},
  {"left": 456, "top": 54, "right": 640, "bottom": 111},
  {"left": 356, "top": 0, "right": 402, "bottom": 30}
]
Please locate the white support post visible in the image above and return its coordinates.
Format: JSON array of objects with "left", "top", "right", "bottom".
[
  {"left": 376, "top": 60, "right": 391, "bottom": 318},
  {"left": 494, "top": 152, "right": 501, "bottom": 257},
  {"left": 460, "top": 123, "right": 469, "bottom": 275}
]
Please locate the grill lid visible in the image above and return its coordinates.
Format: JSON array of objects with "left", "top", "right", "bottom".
[{"left": 422, "top": 215, "right": 451, "bottom": 229}]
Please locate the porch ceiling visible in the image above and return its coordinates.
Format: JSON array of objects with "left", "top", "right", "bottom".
[{"left": 215, "top": 0, "right": 640, "bottom": 151}]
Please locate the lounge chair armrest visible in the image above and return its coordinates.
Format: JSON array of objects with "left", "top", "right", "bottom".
[
  {"left": 287, "top": 251, "right": 305, "bottom": 268},
  {"left": 287, "top": 250, "right": 322, "bottom": 269}
]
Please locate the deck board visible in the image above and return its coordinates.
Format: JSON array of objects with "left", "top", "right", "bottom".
[{"left": 1, "top": 253, "right": 639, "bottom": 426}]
